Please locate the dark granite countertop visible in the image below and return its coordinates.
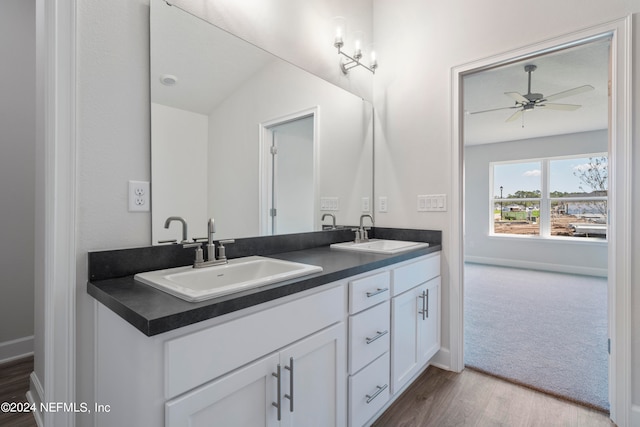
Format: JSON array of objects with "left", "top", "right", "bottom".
[{"left": 87, "top": 228, "right": 442, "bottom": 337}]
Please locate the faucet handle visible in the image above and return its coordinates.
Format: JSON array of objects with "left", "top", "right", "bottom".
[
  {"left": 183, "top": 242, "right": 204, "bottom": 266},
  {"left": 216, "top": 239, "right": 235, "bottom": 262},
  {"left": 158, "top": 239, "right": 177, "bottom": 244}
]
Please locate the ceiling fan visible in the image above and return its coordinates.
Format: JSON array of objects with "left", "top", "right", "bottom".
[{"left": 469, "top": 64, "right": 594, "bottom": 122}]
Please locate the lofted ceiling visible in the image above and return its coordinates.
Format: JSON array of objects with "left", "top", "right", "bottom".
[{"left": 463, "top": 40, "right": 609, "bottom": 146}]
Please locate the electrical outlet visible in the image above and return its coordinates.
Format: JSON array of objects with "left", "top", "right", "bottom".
[
  {"left": 379, "top": 196, "right": 388, "bottom": 213},
  {"left": 129, "top": 180, "right": 150, "bottom": 212}
]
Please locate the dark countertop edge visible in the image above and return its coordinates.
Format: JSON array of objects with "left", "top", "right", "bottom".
[{"left": 88, "top": 244, "right": 442, "bottom": 337}]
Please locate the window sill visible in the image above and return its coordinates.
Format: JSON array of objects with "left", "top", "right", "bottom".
[{"left": 488, "top": 233, "right": 608, "bottom": 246}]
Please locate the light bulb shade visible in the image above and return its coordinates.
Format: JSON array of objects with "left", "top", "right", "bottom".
[{"left": 332, "top": 16, "right": 346, "bottom": 48}]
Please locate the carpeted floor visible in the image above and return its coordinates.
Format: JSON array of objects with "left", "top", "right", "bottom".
[{"left": 464, "top": 263, "right": 609, "bottom": 412}]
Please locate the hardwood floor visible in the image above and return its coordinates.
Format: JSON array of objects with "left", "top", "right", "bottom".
[
  {"left": 372, "top": 366, "right": 614, "bottom": 427},
  {"left": 0, "top": 356, "right": 37, "bottom": 427}
]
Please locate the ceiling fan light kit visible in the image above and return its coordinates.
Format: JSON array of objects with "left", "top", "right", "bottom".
[{"left": 470, "top": 64, "right": 595, "bottom": 125}]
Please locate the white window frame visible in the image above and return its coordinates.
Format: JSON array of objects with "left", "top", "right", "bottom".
[{"left": 490, "top": 153, "right": 608, "bottom": 241}]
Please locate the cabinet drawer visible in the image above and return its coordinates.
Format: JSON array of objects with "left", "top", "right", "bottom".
[
  {"left": 349, "top": 271, "right": 390, "bottom": 314},
  {"left": 349, "top": 302, "right": 390, "bottom": 374},
  {"left": 349, "top": 352, "right": 390, "bottom": 427},
  {"left": 165, "top": 285, "right": 344, "bottom": 399},
  {"left": 391, "top": 253, "right": 440, "bottom": 296}
]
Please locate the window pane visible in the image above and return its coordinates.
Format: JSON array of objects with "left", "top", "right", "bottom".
[
  {"left": 550, "top": 200, "right": 607, "bottom": 239},
  {"left": 493, "top": 161, "right": 541, "bottom": 236},
  {"left": 493, "top": 161, "right": 541, "bottom": 199},
  {"left": 549, "top": 156, "right": 608, "bottom": 198}
]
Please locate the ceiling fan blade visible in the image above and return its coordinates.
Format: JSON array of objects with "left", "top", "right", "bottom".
[
  {"left": 504, "top": 91, "right": 529, "bottom": 104},
  {"left": 469, "top": 105, "right": 518, "bottom": 115},
  {"left": 543, "top": 85, "right": 594, "bottom": 102},
  {"left": 506, "top": 109, "right": 523, "bottom": 122},
  {"left": 538, "top": 103, "right": 581, "bottom": 111}
]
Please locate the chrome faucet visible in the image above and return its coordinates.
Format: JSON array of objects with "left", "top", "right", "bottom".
[
  {"left": 357, "top": 214, "right": 374, "bottom": 243},
  {"left": 183, "top": 218, "right": 235, "bottom": 268},
  {"left": 322, "top": 213, "right": 336, "bottom": 229},
  {"left": 164, "top": 216, "right": 188, "bottom": 243}
]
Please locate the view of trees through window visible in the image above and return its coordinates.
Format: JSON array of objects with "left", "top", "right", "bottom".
[{"left": 492, "top": 155, "right": 607, "bottom": 239}]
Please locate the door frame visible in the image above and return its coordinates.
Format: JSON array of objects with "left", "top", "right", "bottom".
[
  {"left": 449, "top": 17, "right": 632, "bottom": 426},
  {"left": 258, "top": 106, "right": 319, "bottom": 235}
]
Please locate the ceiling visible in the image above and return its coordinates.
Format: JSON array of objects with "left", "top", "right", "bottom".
[{"left": 463, "top": 40, "right": 609, "bottom": 146}]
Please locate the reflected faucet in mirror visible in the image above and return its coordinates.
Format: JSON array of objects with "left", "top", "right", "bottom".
[
  {"left": 322, "top": 213, "right": 336, "bottom": 230},
  {"left": 163, "top": 216, "right": 188, "bottom": 244}
]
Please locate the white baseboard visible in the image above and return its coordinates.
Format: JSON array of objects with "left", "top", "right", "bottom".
[
  {"left": 0, "top": 336, "right": 34, "bottom": 364},
  {"left": 464, "top": 256, "right": 607, "bottom": 278},
  {"left": 429, "top": 347, "right": 452, "bottom": 371},
  {"left": 26, "top": 372, "right": 44, "bottom": 427}
]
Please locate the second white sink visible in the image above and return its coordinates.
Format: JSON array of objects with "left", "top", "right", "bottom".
[
  {"left": 135, "top": 256, "right": 323, "bottom": 302},
  {"left": 330, "top": 239, "right": 429, "bottom": 255}
]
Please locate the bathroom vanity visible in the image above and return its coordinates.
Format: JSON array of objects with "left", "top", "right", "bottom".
[{"left": 88, "top": 229, "right": 441, "bottom": 427}]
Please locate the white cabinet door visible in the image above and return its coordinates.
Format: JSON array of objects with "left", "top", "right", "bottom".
[
  {"left": 166, "top": 323, "right": 346, "bottom": 427},
  {"left": 417, "top": 277, "right": 440, "bottom": 365},
  {"left": 165, "top": 353, "right": 280, "bottom": 427},
  {"left": 281, "top": 323, "right": 346, "bottom": 427},
  {"left": 390, "top": 285, "right": 420, "bottom": 394},
  {"left": 391, "top": 276, "right": 441, "bottom": 394}
]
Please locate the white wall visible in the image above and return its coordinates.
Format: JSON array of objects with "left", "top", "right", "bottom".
[
  {"left": 372, "top": 0, "right": 640, "bottom": 419},
  {"left": 465, "top": 130, "right": 608, "bottom": 276},
  {"left": 151, "top": 103, "right": 209, "bottom": 242},
  {"left": 0, "top": 0, "right": 35, "bottom": 360}
]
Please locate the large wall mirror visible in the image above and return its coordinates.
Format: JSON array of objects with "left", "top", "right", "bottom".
[{"left": 150, "top": 0, "right": 374, "bottom": 242}]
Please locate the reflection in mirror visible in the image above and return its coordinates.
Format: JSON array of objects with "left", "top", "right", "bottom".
[{"left": 150, "top": 0, "right": 373, "bottom": 243}]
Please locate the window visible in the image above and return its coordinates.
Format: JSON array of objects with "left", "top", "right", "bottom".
[{"left": 492, "top": 154, "right": 607, "bottom": 240}]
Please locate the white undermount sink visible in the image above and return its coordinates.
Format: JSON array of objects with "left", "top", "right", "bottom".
[
  {"left": 330, "top": 239, "right": 429, "bottom": 255},
  {"left": 134, "top": 256, "right": 323, "bottom": 302}
]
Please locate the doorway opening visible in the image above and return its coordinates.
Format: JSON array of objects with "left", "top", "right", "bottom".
[
  {"left": 259, "top": 108, "right": 318, "bottom": 235},
  {"left": 461, "top": 34, "right": 613, "bottom": 411}
]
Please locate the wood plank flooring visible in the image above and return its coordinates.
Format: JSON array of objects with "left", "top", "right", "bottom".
[
  {"left": 372, "top": 366, "right": 614, "bottom": 427},
  {"left": 0, "top": 356, "right": 37, "bottom": 427}
]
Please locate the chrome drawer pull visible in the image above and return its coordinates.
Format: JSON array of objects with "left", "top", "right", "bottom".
[
  {"left": 365, "top": 330, "right": 389, "bottom": 344},
  {"left": 366, "top": 287, "right": 389, "bottom": 298},
  {"left": 284, "top": 357, "right": 294, "bottom": 412},
  {"left": 272, "top": 365, "right": 282, "bottom": 420},
  {"left": 365, "top": 384, "right": 388, "bottom": 404}
]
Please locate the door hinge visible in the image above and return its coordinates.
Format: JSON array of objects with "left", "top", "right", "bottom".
[
  {"left": 270, "top": 146, "right": 278, "bottom": 155},
  {"left": 270, "top": 208, "right": 277, "bottom": 217},
  {"left": 608, "top": 338, "right": 611, "bottom": 355}
]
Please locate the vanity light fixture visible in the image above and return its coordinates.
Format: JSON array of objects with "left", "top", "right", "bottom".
[{"left": 333, "top": 22, "right": 377, "bottom": 74}]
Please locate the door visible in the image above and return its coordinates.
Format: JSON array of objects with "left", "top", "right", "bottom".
[
  {"left": 266, "top": 115, "right": 315, "bottom": 235},
  {"left": 165, "top": 353, "right": 280, "bottom": 427},
  {"left": 281, "top": 323, "right": 346, "bottom": 427}
]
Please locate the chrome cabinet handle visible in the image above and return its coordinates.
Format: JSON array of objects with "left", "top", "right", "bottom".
[
  {"left": 365, "top": 330, "right": 389, "bottom": 345},
  {"left": 365, "top": 384, "right": 388, "bottom": 404},
  {"left": 284, "top": 357, "right": 294, "bottom": 413},
  {"left": 272, "top": 364, "right": 282, "bottom": 421},
  {"left": 418, "top": 290, "right": 427, "bottom": 320},
  {"left": 425, "top": 288, "right": 429, "bottom": 319},
  {"left": 366, "top": 287, "right": 389, "bottom": 298}
]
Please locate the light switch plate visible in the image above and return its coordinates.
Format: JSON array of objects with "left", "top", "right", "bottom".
[{"left": 418, "top": 194, "right": 446, "bottom": 212}]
